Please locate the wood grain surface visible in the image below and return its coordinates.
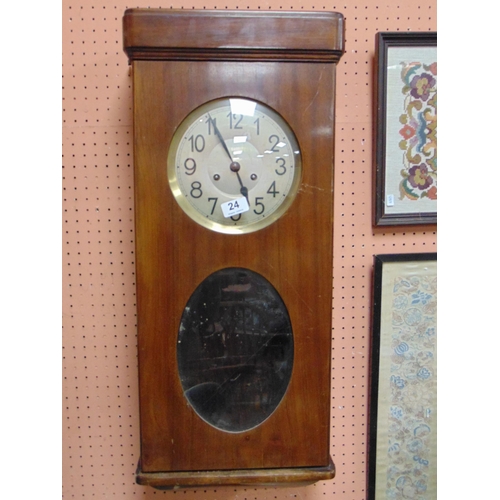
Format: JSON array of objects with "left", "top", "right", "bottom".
[{"left": 126, "top": 9, "right": 343, "bottom": 483}]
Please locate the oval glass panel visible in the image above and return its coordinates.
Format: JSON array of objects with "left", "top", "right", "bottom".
[{"left": 177, "top": 268, "right": 294, "bottom": 433}]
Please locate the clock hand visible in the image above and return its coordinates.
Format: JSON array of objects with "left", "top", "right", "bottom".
[
  {"left": 235, "top": 172, "right": 249, "bottom": 201},
  {"left": 208, "top": 113, "right": 250, "bottom": 205},
  {"left": 208, "top": 113, "right": 234, "bottom": 163}
]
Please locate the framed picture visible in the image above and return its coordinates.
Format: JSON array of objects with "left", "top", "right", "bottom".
[
  {"left": 368, "top": 253, "right": 437, "bottom": 500},
  {"left": 374, "top": 32, "right": 437, "bottom": 226}
]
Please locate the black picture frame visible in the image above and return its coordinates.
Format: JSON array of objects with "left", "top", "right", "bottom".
[{"left": 368, "top": 253, "right": 437, "bottom": 499}]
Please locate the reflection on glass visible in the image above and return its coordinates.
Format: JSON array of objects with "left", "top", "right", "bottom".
[
  {"left": 177, "top": 268, "right": 294, "bottom": 433},
  {"left": 230, "top": 98, "right": 257, "bottom": 116}
]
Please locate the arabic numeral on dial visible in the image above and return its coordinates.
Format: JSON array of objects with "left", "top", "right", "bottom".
[
  {"left": 275, "top": 158, "right": 286, "bottom": 176},
  {"left": 206, "top": 116, "right": 216, "bottom": 135},
  {"left": 190, "top": 181, "right": 203, "bottom": 199},
  {"left": 208, "top": 197, "right": 218, "bottom": 215},
  {"left": 267, "top": 181, "right": 279, "bottom": 198},
  {"left": 253, "top": 197, "right": 265, "bottom": 215},
  {"left": 227, "top": 112, "right": 243, "bottom": 129},
  {"left": 184, "top": 158, "right": 196, "bottom": 175},
  {"left": 269, "top": 134, "right": 280, "bottom": 152},
  {"left": 188, "top": 134, "right": 205, "bottom": 153}
]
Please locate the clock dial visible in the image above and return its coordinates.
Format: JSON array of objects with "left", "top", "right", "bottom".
[{"left": 168, "top": 97, "right": 302, "bottom": 234}]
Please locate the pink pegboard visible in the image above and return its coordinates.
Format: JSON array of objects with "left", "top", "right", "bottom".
[{"left": 62, "top": 1, "right": 436, "bottom": 498}]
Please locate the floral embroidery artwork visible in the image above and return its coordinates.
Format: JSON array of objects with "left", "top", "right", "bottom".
[
  {"left": 384, "top": 271, "right": 437, "bottom": 499},
  {"left": 397, "top": 61, "right": 437, "bottom": 202},
  {"left": 382, "top": 44, "right": 437, "bottom": 218}
]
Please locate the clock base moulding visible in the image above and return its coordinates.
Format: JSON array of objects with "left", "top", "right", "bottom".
[{"left": 136, "top": 458, "right": 335, "bottom": 489}]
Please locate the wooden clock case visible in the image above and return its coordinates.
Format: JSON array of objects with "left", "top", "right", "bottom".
[{"left": 123, "top": 9, "right": 344, "bottom": 489}]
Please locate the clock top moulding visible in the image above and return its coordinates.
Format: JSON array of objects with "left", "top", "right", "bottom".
[
  {"left": 123, "top": 8, "right": 345, "bottom": 490},
  {"left": 123, "top": 9, "right": 344, "bottom": 62}
]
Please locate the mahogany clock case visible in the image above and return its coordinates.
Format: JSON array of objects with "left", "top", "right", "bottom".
[{"left": 123, "top": 9, "right": 344, "bottom": 486}]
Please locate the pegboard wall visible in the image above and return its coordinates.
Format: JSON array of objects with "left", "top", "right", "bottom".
[{"left": 62, "top": 0, "right": 436, "bottom": 498}]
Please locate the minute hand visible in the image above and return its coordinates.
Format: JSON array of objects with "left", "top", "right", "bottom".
[{"left": 208, "top": 113, "right": 234, "bottom": 162}]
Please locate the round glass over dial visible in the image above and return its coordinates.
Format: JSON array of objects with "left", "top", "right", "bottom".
[{"left": 167, "top": 97, "right": 302, "bottom": 234}]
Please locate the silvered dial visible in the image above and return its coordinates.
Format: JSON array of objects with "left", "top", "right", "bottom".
[{"left": 167, "top": 97, "right": 302, "bottom": 234}]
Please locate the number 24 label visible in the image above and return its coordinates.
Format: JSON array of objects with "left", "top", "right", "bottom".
[{"left": 221, "top": 197, "right": 250, "bottom": 218}]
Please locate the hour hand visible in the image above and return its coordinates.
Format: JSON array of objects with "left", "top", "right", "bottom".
[
  {"left": 237, "top": 176, "right": 249, "bottom": 205},
  {"left": 230, "top": 161, "right": 249, "bottom": 206}
]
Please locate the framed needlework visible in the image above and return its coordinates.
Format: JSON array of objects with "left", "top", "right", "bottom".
[
  {"left": 374, "top": 32, "right": 437, "bottom": 226},
  {"left": 368, "top": 253, "right": 437, "bottom": 500}
]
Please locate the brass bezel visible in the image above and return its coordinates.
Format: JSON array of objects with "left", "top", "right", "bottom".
[{"left": 167, "top": 97, "right": 302, "bottom": 234}]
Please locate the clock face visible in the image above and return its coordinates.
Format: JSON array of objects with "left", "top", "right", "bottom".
[{"left": 167, "top": 97, "right": 302, "bottom": 234}]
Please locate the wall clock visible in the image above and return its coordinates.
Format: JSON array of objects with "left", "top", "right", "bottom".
[{"left": 123, "top": 9, "right": 344, "bottom": 489}]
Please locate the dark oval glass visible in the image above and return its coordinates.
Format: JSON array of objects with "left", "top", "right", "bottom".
[{"left": 177, "top": 267, "right": 294, "bottom": 433}]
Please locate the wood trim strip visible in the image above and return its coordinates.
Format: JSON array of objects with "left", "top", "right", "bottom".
[
  {"left": 123, "top": 9, "right": 344, "bottom": 62},
  {"left": 136, "top": 457, "right": 335, "bottom": 488}
]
